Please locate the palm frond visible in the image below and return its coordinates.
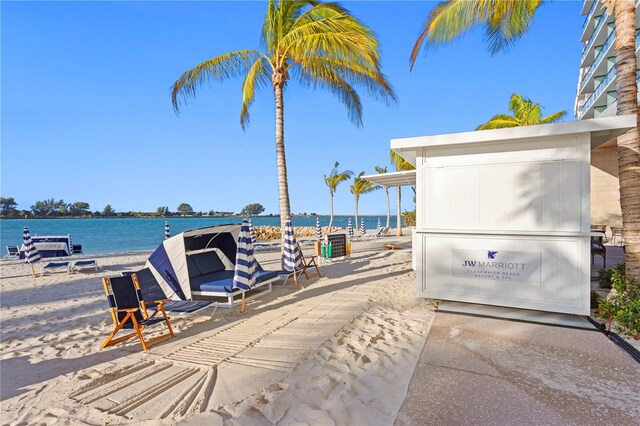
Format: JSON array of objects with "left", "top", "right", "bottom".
[
  {"left": 538, "top": 110, "right": 567, "bottom": 124},
  {"left": 484, "top": 0, "right": 541, "bottom": 54},
  {"left": 240, "top": 58, "right": 272, "bottom": 129},
  {"left": 410, "top": 0, "right": 543, "bottom": 69},
  {"left": 171, "top": 50, "right": 266, "bottom": 113},
  {"left": 325, "top": 161, "right": 353, "bottom": 191},
  {"left": 390, "top": 151, "right": 415, "bottom": 171},
  {"left": 350, "top": 171, "right": 381, "bottom": 196},
  {"left": 375, "top": 165, "right": 387, "bottom": 174},
  {"left": 476, "top": 118, "right": 521, "bottom": 130}
]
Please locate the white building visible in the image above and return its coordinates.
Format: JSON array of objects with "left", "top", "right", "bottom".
[
  {"left": 364, "top": 116, "right": 635, "bottom": 315},
  {"left": 575, "top": 0, "right": 639, "bottom": 120},
  {"left": 576, "top": 0, "right": 638, "bottom": 229}
]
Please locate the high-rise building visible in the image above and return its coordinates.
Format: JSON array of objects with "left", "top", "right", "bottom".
[
  {"left": 575, "top": 0, "right": 639, "bottom": 119},
  {"left": 576, "top": 0, "right": 638, "bottom": 230}
]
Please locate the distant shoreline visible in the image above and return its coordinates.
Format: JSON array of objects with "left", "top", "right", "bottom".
[{"left": 0, "top": 214, "right": 386, "bottom": 220}]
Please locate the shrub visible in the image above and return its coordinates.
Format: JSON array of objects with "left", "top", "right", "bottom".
[
  {"left": 598, "top": 262, "right": 625, "bottom": 289},
  {"left": 402, "top": 210, "right": 416, "bottom": 227},
  {"left": 591, "top": 290, "right": 603, "bottom": 310},
  {"left": 597, "top": 263, "right": 640, "bottom": 339}
]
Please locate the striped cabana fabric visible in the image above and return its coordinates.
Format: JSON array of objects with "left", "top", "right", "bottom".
[
  {"left": 248, "top": 219, "right": 256, "bottom": 245},
  {"left": 23, "top": 226, "right": 41, "bottom": 264},
  {"left": 360, "top": 218, "right": 366, "bottom": 236},
  {"left": 282, "top": 217, "right": 301, "bottom": 272},
  {"left": 232, "top": 220, "right": 256, "bottom": 291},
  {"left": 164, "top": 221, "right": 170, "bottom": 240},
  {"left": 315, "top": 217, "right": 322, "bottom": 239},
  {"left": 347, "top": 218, "right": 354, "bottom": 238}
]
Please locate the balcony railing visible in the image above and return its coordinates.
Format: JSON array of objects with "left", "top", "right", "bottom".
[
  {"left": 582, "top": 13, "right": 607, "bottom": 60},
  {"left": 582, "top": 0, "right": 598, "bottom": 30},
  {"left": 581, "top": 30, "right": 615, "bottom": 89},
  {"left": 581, "top": 66, "right": 616, "bottom": 116}
]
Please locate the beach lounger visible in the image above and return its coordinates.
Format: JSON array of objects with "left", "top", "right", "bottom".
[
  {"left": 100, "top": 274, "right": 175, "bottom": 352},
  {"left": 125, "top": 268, "right": 218, "bottom": 330},
  {"left": 190, "top": 269, "right": 279, "bottom": 308},
  {"left": 5, "top": 245, "right": 20, "bottom": 259},
  {"left": 70, "top": 259, "right": 98, "bottom": 273},
  {"left": 72, "top": 244, "right": 83, "bottom": 254},
  {"left": 40, "top": 261, "right": 71, "bottom": 275}
]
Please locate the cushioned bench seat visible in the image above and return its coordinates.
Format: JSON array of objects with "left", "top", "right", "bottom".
[
  {"left": 190, "top": 268, "right": 281, "bottom": 308},
  {"left": 192, "top": 270, "right": 280, "bottom": 293}
]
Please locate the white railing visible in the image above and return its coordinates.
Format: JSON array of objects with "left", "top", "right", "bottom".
[
  {"left": 581, "top": 66, "right": 616, "bottom": 116},
  {"left": 581, "top": 30, "right": 615, "bottom": 89},
  {"left": 582, "top": 14, "right": 607, "bottom": 60},
  {"left": 582, "top": 0, "right": 598, "bottom": 30}
]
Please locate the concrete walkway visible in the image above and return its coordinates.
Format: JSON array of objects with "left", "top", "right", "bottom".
[{"left": 396, "top": 312, "right": 640, "bottom": 425}]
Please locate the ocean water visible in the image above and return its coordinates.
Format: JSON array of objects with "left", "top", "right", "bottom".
[{"left": 1, "top": 216, "right": 398, "bottom": 255}]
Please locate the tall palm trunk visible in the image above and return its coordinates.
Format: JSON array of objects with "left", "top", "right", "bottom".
[
  {"left": 385, "top": 187, "right": 390, "bottom": 228},
  {"left": 328, "top": 191, "right": 334, "bottom": 233},
  {"left": 355, "top": 195, "right": 359, "bottom": 229},
  {"left": 614, "top": 0, "right": 640, "bottom": 289},
  {"left": 396, "top": 187, "right": 402, "bottom": 236},
  {"left": 274, "top": 79, "right": 291, "bottom": 238}
]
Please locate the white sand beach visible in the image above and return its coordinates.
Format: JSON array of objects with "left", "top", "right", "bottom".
[{"left": 1, "top": 232, "right": 436, "bottom": 424}]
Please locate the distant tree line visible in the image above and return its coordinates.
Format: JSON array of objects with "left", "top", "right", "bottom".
[{"left": 0, "top": 197, "right": 272, "bottom": 219}]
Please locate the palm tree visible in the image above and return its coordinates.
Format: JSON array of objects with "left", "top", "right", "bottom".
[
  {"left": 391, "top": 151, "right": 415, "bottom": 236},
  {"left": 171, "top": 0, "right": 396, "bottom": 236},
  {"left": 350, "top": 172, "right": 381, "bottom": 228},
  {"left": 375, "top": 165, "right": 391, "bottom": 228},
  {"left": 324, "top": 162, "right": 353, "bottom": 233},
  {"left": 409, "top": 0, "right": 639, "bottom": 288},
  {"left": 476, "top": 93, "right": 566, "bottom": 130}
]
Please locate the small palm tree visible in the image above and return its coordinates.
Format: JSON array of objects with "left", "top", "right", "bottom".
[
  {"left": 476, "top": 93, "right": 566, "bottom": 130},
  {"left": 171, "top": 0, "right": 396, "bottom": 235},
  {"left": 324, "top": 162, "right": 353, "bottom": 233},
  {"left": 350, "top": 172, "right": 381, "bottom": 228},
  {"left": 391, "top": 151, "right": 415, "bottom": 236},
  {"left": 375, "top": 165, "right": 390, "bottom": 228}
]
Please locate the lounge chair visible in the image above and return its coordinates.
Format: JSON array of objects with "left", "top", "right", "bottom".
[
  {"left": 100, "top": 274, "right": 175, "bottom": 351},
  {"left": 367, "top": 227, "right": 390, "bottom": 238},
  {"left": 40, "top": 261, "right": 71, "bottom": 275},
  {"left": 72, "top": 244, "right": 83, "bottom": 254},
  {"left": 70, "top": 259, "right": 98, "bottom": 273},
  {"left": 187, "top": 252, "right": 279, "bottom": 308},
  {"left": 125, "top": 268, "right": 218, "bottom": 330},
  {"left": 5, "top": 245, "right": 20, "bottom": 259}
]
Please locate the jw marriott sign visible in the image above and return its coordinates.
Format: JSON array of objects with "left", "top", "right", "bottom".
[{"left": 452, "top": 249, "right": 542, "bottom": 284}]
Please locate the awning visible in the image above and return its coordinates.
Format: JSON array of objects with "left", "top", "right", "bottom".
[
  {"left": 391, "top": 114, "right": 637, "bottom": 166},
  {"left": 361, "top": 170, "right": 416, "bottom": 187}
]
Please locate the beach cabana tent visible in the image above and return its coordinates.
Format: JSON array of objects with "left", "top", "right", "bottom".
[{"left": 146, "top": 224, "right": 242, "bottom": 300}]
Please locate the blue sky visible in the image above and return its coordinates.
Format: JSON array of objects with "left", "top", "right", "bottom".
[{"left": 2, "top": 0, "right": 582, "bottom": 215}]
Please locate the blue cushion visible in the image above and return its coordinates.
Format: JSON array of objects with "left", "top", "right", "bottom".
[{"left": 192, "top": 270, "right": 280, "bottom": 293}]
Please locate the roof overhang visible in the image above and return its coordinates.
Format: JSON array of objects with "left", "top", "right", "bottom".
[
  {"left": 390, "top": 115, "right": 636, "bottom": 166},
  {"left": 361, "top": 170, "right": 416, "bottom": 187}
]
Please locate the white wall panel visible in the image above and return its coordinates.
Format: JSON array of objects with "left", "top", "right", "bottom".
[{"left": 413, "top": 133, "right": 592, "bottom": 315}]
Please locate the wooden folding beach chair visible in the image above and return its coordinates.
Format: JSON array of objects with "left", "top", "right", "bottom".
[
  {"left": 279, "top": 244, "right": 321, "bottom": 288},
  {"left": 101, "top": 274, "right": 175, "bottom": 351},
  {"left": 298, "top": 243, "right": 321, "bottom": 279}
]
